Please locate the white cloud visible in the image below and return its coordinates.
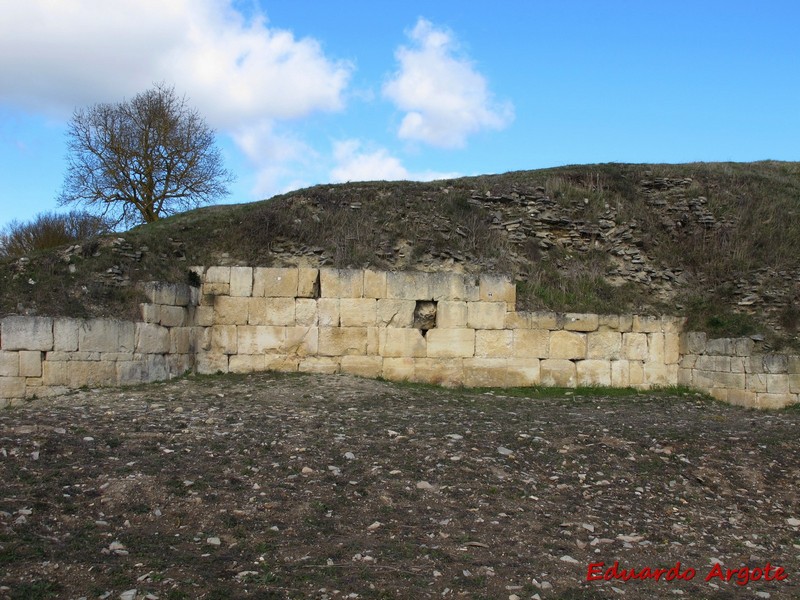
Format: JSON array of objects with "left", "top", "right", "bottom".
[
  {"left": 330, "top": 139, "right": 458, "bottom": 183},
  {"left": 383, "top": 18, "right": 514, "bottom": 148}
]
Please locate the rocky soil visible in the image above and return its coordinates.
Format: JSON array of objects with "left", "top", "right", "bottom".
[{"left": 2, "top": 373, "right": 799, "bottom": 599}]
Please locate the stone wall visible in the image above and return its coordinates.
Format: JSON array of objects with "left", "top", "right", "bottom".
[{"left": 1, "top": 267, "right": 798, "bottom": 409}]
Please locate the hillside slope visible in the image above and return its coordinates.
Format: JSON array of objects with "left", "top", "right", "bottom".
[{"left": 2, "top": 161, "right": 798, "bottom": 346}]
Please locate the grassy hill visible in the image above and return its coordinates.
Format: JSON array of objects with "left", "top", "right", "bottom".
[{"left": 2, "top": 161, "right": 798, "bottom": 347}]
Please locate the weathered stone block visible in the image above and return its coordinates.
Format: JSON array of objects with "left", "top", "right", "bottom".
[
  {"left": 194, "top": 306, "right": 214, "bottom": 327},
  {"left": 426, "top": 328, "right": 475, "bottom": 358},
  {"left": 709, "top": 388, "right": 729, "bottom": 403},
  {"left": 176, "top": 284, "right": 195, "bottom": 307},
  {"left": 2, "top": 316, "right": 53, "bottom": 351},
  {"left": 386, "top": 271, "right": 431, "bottom": 300},
  {"left": 540, "top": 359, "right": 577, "bottom": 387},
  {"left": 755, "top": 393, "right": 793, "bottom": 409},
  {"left": 202, "top": 281, "right": 229, "bottom": 297},
  {"left": 140, "top": 303, "right": 160, "bottom": 324},
  {"left": 320, "top": 268, "right": 363, "bottom": 298},
  {"left": 529, "top": 311, "right": 558, "bottom": 330},
  {"left": 42, "top": 361, "right": 68, "bottom": 386},
  {"left": 677, "top": 367, "right": 692, "bottom": 387},
  {"left": 549, "top": 331, "right": 586, "bottom": 360},
  {"left": 299, "top": 357, "right": 340, "bottom": 374},
  {"left": 479, "top": 274, "right": 515, "bottom": 304},
  {"left": 661, "top": 316, "right": 685, "bottom": 334},
  {"left": 297, "top": 268, "right": 320, "bottom": 298},
  {"left": 679, "top": 354, "right": 697, "bottom": 369},
  {"left": 0, "top": 351, "right": 19, "bottom": 377},
  {"left": 436, "top": 301, "right": 467, "bottom": 328},
  {"left": 706, "top": 337, "right": 735, "bottom": 356},
  {"left": 53, "top": 318, "right": 81, "bottom": 351},
  {"left": 746, "top": 373, "right": 768, "bottom": 392},
  {"left": 763, "top": 354, "right": 789, "bottom": 374},
  {"left": 340, "top": 355, "right": 383, "bottom": 378},
  {"left": 170, "top": 328, "right": 193, "bottom": 354},
  {"left": 790, "top": 373, "right": 800, "bottom": 393},
  {"left": 647, "top": 333, "right": 665, "bottom": 364},
  {"left": 466, "top": 302, "right": 506, "bottom": 330},
  {"left": 205, "top": 266, "right": 231, "bottom": 284},
  {"left": 213, "top": 296, "right": 250, "bottom": 325},
  {"left": 726, "top": 389, "right": 756, "bottom": 407},
  {"left": 506, "top": 358, "right": 540, "bottom": 386},
  {"left": 135, "top": 323, "right": 170, "bottom": 354},
  {"left": 745, "top": 355, "right": 765, "bottom": 374},
  {"left": 79, "top": 319, "right": 134, "bottom": 353},
  {"left": 643, "top": 362, "right": 675, "bottom": 387},
  {"left": 505, "top": 311, "right": 531, "bottom": 329},
  {"left": 475, "top": 330, "right": 513, "bottom": 358},
  {"left": 284, "top": 327, "right": 318, "bottom": 356},
  {"left": 211, "top": 325, "right": 238, "bottom": 354},
  {"left": 264, "top": 355, "right": 300, "bottom": 372},
  {"left": 612, "top": 360, "right": 630, "bottom": 387},
  {"left": 413, "top": 358, "right": 464, "bottom": 386},
  {"left": 159, "top": 305, "right": 187, "bottom": 327},
  {"left": 664, "top": 333, "right": 680, "bottom": 365},
  {"left": 576, "top": 359, "right": 611, "bottom": 386},
  {"left": 237, "top": 326, "right": 285, "bottom": 354},
  {"left": 229, "top": 354, "right": 266, "bottom": 374},
  {"left": 295, "top": 299, "right": 319, "bottom": 326},
  {"left": 18, "top": 351, "right": 42, "bottom": 377},
  {"left": 0, "top": 376, "right": 26, "bottom": 399},
  {"left": 513, "top": 329, "right": 549, "bottom": 358},
  {"left": 319, "top": 327, "right": 368, "bottom": 356},
  {"left": 623, "top": 332, "right": 648, "bottom": 361},
  {"left": 67, "top": 360, "right": 116, "bottom": 388},
  {"left": 167, "top": 354, "right": 192, "bottom": 378},
  {"left": 229, "top": 266, "right": 253, "bottom": 297},
  {"left": 381, "top": 328, "right": 427, "bottom": 358},
  {"left": 195, "top": 353, "right": 228, "bottom": 374},
  {"left": 196, "top": 327, "right": 212, "bottom": 351},
  {"left": 430, "top": 272, "right": 467, "bottom": 301},
  {"left": 318, "top": 298, "right": 340, "bottom": 327},
  {"left": 617, "top": 314, "right": 633, "bottom": 332},
  {"left": 587, "top": 331, "right": 621, "bottom": 360},
  {"left": 633, "top": 315, "right": 662, "bottom": 333},
  {"left": 788, "top": 356, "right": 800, "bottom": 374},
  {"left": 340, "top": 298, "right": 377, "bottom": 327},
  {"left": 463, "top": 357, "right": 509, "bottom": 387},
  {"left": 142, "top": 281, "right": 177, "bottom": 305},
  {"left": 376, "top": 299, "right": 415, "bottom": 327},
  {"left": 730, "top": 357, "right": 746, "bottom": 373},
  {"left": 766, "top": 374, "right": 789, "bottom": 394},
  {"left": 629, "top": 362, "right": 645, "bottom": 386},
  {"left": 597, "top": 314, "right": 620, "bottom": 331},
  {"left": 253, "top": 267, "right": 299, "bottom": 297},
  {"left": 248, "top": 298, "right": 296, "bottom": 326},
  {"left": 564, "top": 313, "right": 599, "bottom": 332},
  {"left": 363, "top": 269, "right": 387, "bottom": 299},
  {"left": 382, "top": 357, "right": 415, "bottom": 381}
]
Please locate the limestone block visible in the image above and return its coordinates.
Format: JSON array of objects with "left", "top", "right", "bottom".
[
  {"left": 612, "top": 360, "right": 631, "bottom": 387},
  {"left": 320, "top": 268, "right": 363, "bottom": 298},
  {"left": 167, "top": 354, "right": 192, "bottom": 378},
  {"left": 140, "top": 354, "right": 168, "bottom": 383},
  {"left": 170, "top": 328, "right": 193, "bottom": 354},
  {"left": 413, "top": 358, "right": 464, "bottom": 387},
  {"left": 53, "top": 318, "right": 81, "bottom": 351},
  {"left": 382, "top": 357, "right": 415, "bottom": 381},
  {"left": 140, "top": 303, "right": 160, "bottom": 324},
  {"left": 381, "top": 328, "right": 427, "bottom": 358},
  {"left": 386, "top": 271, "right": 431, "bottom": 300},
  {"left": 505, "top": 311, "right": 531, "bottom": 329},
  {"left": 643, "top": 362, "right": 676, "bottom": 387},
  {"left": 67, "top": 360, "right": 115, "bottom": 388},
  {"left": 100, "top": 352, "right": 135, "bottom": 362},
  {"left": 540, "top": 359, "right": 577, "bottom": 387},
  {"left": 205, "top": 266, "right": 231, "bottom": 284},
  {"left": 318, "top": 298, "right": 340, "bottom": 327},
  {"left": 0, "top": 377, "right": 25, "bottom": 399},
  {"left": 42, "top": 361, "right": 68, "bottom": 386},
  {"left": 299, "top": 357, "right": 340, "bottom": 374},
  {"left": 479, "top": 274, "right": 515, "bottom": 304},
  {"left": 202, "top": 281, "right": 229, "bottom": 296},
  {"left": 632, "top": 315, "right": 662, "bottom": 333},
  {"left": 647, "top": 333, "right": 665, "bottom": 363},
  {"left": 297, "top": 268, "right": 320, "bottom": 298},
  {"left": 376, "top": 299, "right": 415, "bottom": 327},
  {"left": 629, "top": 362, "right": 644, "bottom": 386},
  {"left": 426, "top": 328, "right": 475, "bottom": 358},
  {"left": 142, "top": 281, "right": 177, "bottom": 305},
  {"left": 213, "top": 296, "right": 250, "bottom": 325},
  {"left": 229, "top": 354, "right": 266, "bottom": 374},
  {"left": 623, "top": 333, "right": 648, "bottom": 361},
  {"left": 79, "top": 319, "right": 134, "bottom": 353},
  {"left": 679, "top": 355, "right": 697, "bottom": 369},
  {"left": 135, "top": 323, "right": 170, "bottom": 354},
  {"left": 18, "top": 351, "right": 42, "bottom": 377},
  {"left": 430, "top": 272, "right": 467, "bottom": 301},
  {"left": 709, "top": 388, "right": 728, "bottom": 403},
  {"left": 464, "top": 358, "right": 510, "bottom": 387},
  {"left": 340, "top": 298, "right": 377, "bottom": 327},
  {"left": 664, "top": 333, "right": 680, "bottom": 365},
  {"left": 248, "top": 298, "right": 296, "bottom": 326},
  {"left": 264, "top": 356, "right": 300, "bottom": 372},
  {"left": 2, "top": 316, "right": 53, "bottom": 351},
  {"left": 755, "top": 393, "right": 793, "bottom": 410},
  {"left": 726, "top": 389, "right": 757, "bottom": 407},
  {"left": 790, "top": 373, "right": 800, "bottom": 393},
  {"left": 196, "top": 327, "right": 212, "bottom": 351},
  {"left": 766, "top": 374, "right": 789, "bottom": 394},
  {"left": 706, "top": 338, "right": 735, "bottom": 356},
  {"left": 513, "top": 329, "right": 549, "bottom": 358},
  {"left": 237, "top": 326, "right": 285, "bottom": 354},
  {"left": 159, "top": 305, "right": 187, "bottom": 327},
  {"left": 734, "top": 338, "right": 755, "bottom": 357},
  {"left": 175, "top": 284, "right": 194, "bottom": 307},
  {"left": 564, "top": 313, "right": 599, "bottom": 332},
  {"left": 730, "top": 357, "right": 746, "bottom": 373},
  {"left": 744, "top": 355, "right": 764, "bottom": 374},
  {"left": 475, "top": 330, "right": 513, "bottom": 358},
  {"left": 340, "top": 356, "right": 383, "bottom": 378},
  {"left": 505, "top": 358, "right": 540, "bottom": 387},
  {"left": 466, "top": 302, "right": 506, "bottom": 330},
  {"left": 367, "top": 327, "right": 381, "bottom": 355},
  {"left": 677, "top": 367, "right": 692, "bottom": 387},
  {"left": 229, "top": 266, "right": 253, "bottom": 297},
  {"left": 211, "top": 325, "right": 238, "bottom": 354},
  {"left": 576, "top": 360, "right": 611, "bottom": 386},
  {"left": 699, "top": 370, "right": 744, "bottom": 389},
  {"left": 116, "top": 359, "right": 146, "bottom": 385},
  {"left": 253, "top": 267, "right": 299, "bottom": 297},
  {"left": 661, "top": 316, "right": 686, "bottom": 334},
  {"left": 363, "top": 269, "right": 387, "bottom": 299},
  {"left": 319, "top": 327, "right": 368, "bottom": 356},
  {"left": 617, "top": 314, "right": 633, "bottom": 332},
  {"left": 789, "top": 356, "right": 800, "bottom": 374},
  {"left": 597, "top": 314, "right": 620, "bottom": 331},
  {"left": 549, "top": 331, "right": 586, "bottom": 360},
  {"left": 195, "top": 353, "right": 228, "bottom": 374},
  {"left": 763, "top": 354, "right": 789, "bottom": 374},
  {"left": 587, "top": 331, "right": 621, "bottom": 360},
  {"left": 436, "top": 301, "right": 468, "bottom": 328},
  {"left": 296, "top": 299, "right": 319, "bottom": 326},
  {"left": 0, "top": 351, "right": 19, "bottom": 377},
  {"left": 529, "top": 311, "right": 558, "bottom": 330},
  {"left": 284, "top": 327, "right": 318, "bottom": 356},
  {"left": 195, "top": 306, "right": 214, "bottom": 327}
]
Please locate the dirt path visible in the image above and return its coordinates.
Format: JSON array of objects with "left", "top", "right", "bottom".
[{"left": 1, "top": 372, "right": 799, "bottom": 599}]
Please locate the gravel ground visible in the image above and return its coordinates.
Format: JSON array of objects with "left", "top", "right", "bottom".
[{"left": 1, "top": 372, "right": 799, "bottom": 600}]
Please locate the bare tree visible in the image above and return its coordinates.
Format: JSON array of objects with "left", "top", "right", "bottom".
[{"left": 59, "top": 84, "right": 234, "bottom": 227}]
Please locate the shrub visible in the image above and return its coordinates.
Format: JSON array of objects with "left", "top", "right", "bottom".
[{"left": 0, "top": 210, "right": 110, "bottom": 258}]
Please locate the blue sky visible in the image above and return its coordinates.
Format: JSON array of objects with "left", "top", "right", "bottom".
[{"left": 1, "top": 1, "right": 799, "bottom": 231}]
